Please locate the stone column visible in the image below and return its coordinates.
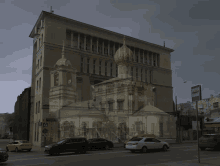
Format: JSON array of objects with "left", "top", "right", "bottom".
[
  {"left": 151, "top": 53, "right": 154, "bottom": 66},
  {"left": 133, "top": 47, "right": 136, "bottom": 62},
  {"left": 143, "top": 51, "right": 145, "bottom": 64},
  {"left": 84, "top": 35, "right": 87, "bottom": 51},
  {"left": 143, "top": 69, "right": 146, "bottom": 83},
  {"left": 97, "top": 38, "right": 99, "bottom": 54},
  {"left": 90, "top": 36, "right": 93, "bottom": 53},
  {"left": 78, "top": 33, "right": 80, "bottom": 49},
  {"left": 102, "top": 40, "right": 104, "bottom": 55},
  {"left": 124, "top": 87, "right": 129, "bottom": 112},
  {"left": 147, "top": 52, "right": 150, "bottom": 65},
  {"left": 138, "top": 49, "right": 141, "bottom": 63},
  {"left": 113, "top": 42, "right": 115, "bottom": 55},
  {"left": 108, "top": 41, "right": 110, "bottom": 56},
  {"left": 134, "top": 87, "right": 138, "bottom": 111},
  {"left": 155, "top": 53, "right": 157, "bottom": 66},
  {"left": 71, "top": 32, "right": 73, "bottom": 48}
]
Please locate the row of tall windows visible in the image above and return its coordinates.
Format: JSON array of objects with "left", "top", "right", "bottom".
[
  {"left": 81, "top": 58, "right": 115, "bottom": 77},
  {"left": 67, "top": 32, "right": 160, "bottom": 67},
  {"left": 130, "top": 67, "right": 148, "bottom": 82}
]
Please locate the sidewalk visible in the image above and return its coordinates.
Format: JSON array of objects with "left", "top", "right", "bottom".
[{"left": 146, "top": 156, "right": 220, "bottom": 166}]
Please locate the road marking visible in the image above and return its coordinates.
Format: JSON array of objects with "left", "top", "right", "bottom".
[{"left": 7, "top": 150, "right": 130, "bottom": 162}]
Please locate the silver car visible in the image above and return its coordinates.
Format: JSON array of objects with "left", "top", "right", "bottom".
[{"left": 125, "top": 137, "right": 170, "bottom": 153}]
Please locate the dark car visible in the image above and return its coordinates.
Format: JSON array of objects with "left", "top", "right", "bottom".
[
  {"left": 44, "top": 137, "right": 88, "bottom": 155},
  {"left": 0, "top": 148, "right": 8, "bottom": 163},
  {"left": 88, "top": 138, "right": 114, "bottom": 150},
  {"left": 2, "top": 135, "right": 9, "bottom": 139},
  {"left": 199, "top": 134, "right": 220, "bottom": 150}
]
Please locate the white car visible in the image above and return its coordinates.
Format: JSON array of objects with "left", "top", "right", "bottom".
[
  {"left": 6, "top": 140, "right": 32, "bottom": 152},
  {"left": 125, "top": 137, "right": 170, "bottom": 153}
]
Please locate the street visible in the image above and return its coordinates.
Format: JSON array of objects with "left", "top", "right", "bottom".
[{"left": 0, "top": 139, "right": 220, "bottom": 166}]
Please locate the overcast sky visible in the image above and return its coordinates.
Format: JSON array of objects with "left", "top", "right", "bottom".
[{"left": 0, "top": 0, "right": 219, "bottom": 114}]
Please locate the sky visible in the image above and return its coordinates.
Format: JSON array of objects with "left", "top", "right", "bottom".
[{"left": 0, "top": 0, "right": 219, "bottom": 114}]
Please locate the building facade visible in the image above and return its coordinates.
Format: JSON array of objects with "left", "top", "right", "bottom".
[
  {"left": 0, "top": 113, "right": 10, "bottom": 138},
  {"left": 177, "top": 94, "right": 220, "bottom": 118},
  {"left": 13, "top": 87, "right": 31, "bottom": 141},
  {"left": 29, "top": 11, "right": 175, "bottom": 147}
]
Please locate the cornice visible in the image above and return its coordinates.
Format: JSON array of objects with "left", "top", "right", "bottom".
[{"left": 30, "top": 11, "right": 174, "bottom": 53}]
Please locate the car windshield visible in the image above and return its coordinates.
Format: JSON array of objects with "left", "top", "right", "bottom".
[
  {"left": 130, "top": 137, "right": 143, "bottom": 141},
  {"left": 57, "top": 139, "right": 66, "bottom": 144}
]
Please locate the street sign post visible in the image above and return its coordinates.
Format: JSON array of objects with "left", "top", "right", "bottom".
[{"left": 191, "top": 85, "right": 202, "bottom": 163}]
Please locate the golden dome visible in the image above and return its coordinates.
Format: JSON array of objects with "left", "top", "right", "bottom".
[{"left": 114, "top": 36, "right": 133, "bottom": 65}]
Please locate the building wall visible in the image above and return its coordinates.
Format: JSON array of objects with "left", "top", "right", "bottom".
[
  {"left": 178, "top": 94, "right": 220, "bottom": 117},
  {"left": 13, "top": 88, "right": 31, "bottom": 141}
]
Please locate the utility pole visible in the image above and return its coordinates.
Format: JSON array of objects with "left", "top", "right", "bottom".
[{"left": 196, "top": 100, "right": 200, "bottom": 163}]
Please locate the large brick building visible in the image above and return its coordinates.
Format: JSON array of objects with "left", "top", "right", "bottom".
[{"left": 29, "top": 11, "right": 176, "bottom": 147}]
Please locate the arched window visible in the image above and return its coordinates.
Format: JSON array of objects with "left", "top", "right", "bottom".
[
  {"left": 54, "top": 72, "right": 59, "bottom": 86},
  {"left": 66, "top": 72, "right": 72, "bottom": 85}
]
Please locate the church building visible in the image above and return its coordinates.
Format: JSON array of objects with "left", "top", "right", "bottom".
[{"left": 29, "top": 10, "right": 176, "bottom": 147}]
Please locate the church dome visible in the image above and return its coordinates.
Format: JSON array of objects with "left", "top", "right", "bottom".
[
  {"left": 114, "top": 37, "right": 133, "bottom": 65},
  {"left": 55, "top": 58, "right": 72, "bottom": 67},
  {"left": 54, "top": 40, "right": 72, "bottom": 68}
]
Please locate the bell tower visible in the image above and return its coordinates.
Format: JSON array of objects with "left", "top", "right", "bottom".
[{"left": 49, "top": 40, "right": 77, "bottom": 118}]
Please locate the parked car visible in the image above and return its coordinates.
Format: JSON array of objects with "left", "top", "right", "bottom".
[
  {"left": 125, "top": 137, "right": 170, "bottom": 153},
  {"left": 0, "top": 148, "right": 8, "bottom": 163},
  {"left": 88, "top": 138, "right": 114, "bottom": 150},
  {"left": 124, "top": 134, "right": 156, "bottom": 148},
  {"left": 199, "top": 134, "right": 220, "bottom": 150},
  {"left": 2, "top": 135, "right": 9, "bottom": 139},
  {"left": 44, "top": 137, "right": 88, "bottom": 155},
  {"left": 6, "top": 140, "right": 32, "bottom": 152}
]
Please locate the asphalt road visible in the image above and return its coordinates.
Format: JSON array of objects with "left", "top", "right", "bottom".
[{"left": 0, "top": 140, "right": 220, "bottom": 166}]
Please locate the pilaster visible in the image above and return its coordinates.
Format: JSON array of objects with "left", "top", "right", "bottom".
[
  {"left": 71, "top": 32, "right": 73, "bottom": 48},
  {"left": 78, "top": 33, "right": 80, "bottom": 49},
  {"left": 84, "top": 35, "right": 86, "bottom": 51},
  {"left": 90, "top": 36, "right": 93, "bottom": 53}
]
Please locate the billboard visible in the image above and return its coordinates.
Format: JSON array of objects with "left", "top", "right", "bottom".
[{"left": 191, "top": 85, "right": 202, "bottom": 102}]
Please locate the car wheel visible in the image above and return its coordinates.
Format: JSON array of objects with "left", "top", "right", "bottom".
[
  {"left": 6, "top": 147, "right": 9, "bottom": 152},
  {"left": 28, "top": 149, "right": 32, "bottom": 152},
  {"left": 200, "top": 147, "right": 206, "bottom": 151},
  {"left": 15, "top": 147, "right": 18, "bottom": 152},
  {"left": 105, "top": 145, "right": 110, "bottom": 150},
  {"left": 163, "top": 145, "right": 168, "bottom": 152},
  {"left": 142, "top": 146, "right": 148, "bottom": 153},
  {"left": 130, "top": 150, "right": 135, "bottom": 153}
]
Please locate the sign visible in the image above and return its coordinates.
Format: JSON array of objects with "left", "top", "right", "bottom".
[
  {"left": 192, "top": 121, "right": 200, "bottom": 130},
  {"left": 191, "top": 85, "right": 202, "bottom": 102},
  {"left": 43, "top": 123, "right": 48, "bottom": 127},
  {"left": 42, "top": 128, "right": 48, "bottom": 134}
]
